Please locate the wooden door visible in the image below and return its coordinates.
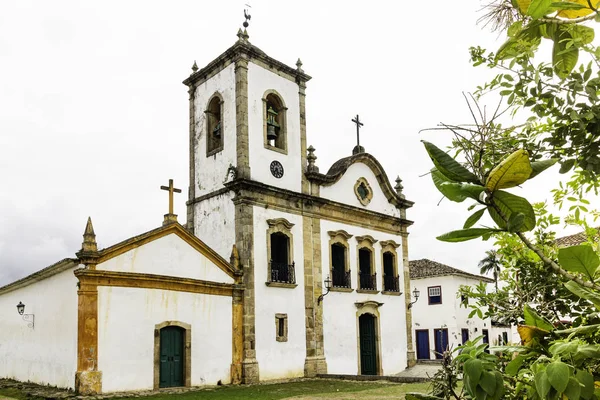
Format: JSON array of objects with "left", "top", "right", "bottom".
[
  {"left": 434, "top": 328, "right": 449, "bottom": 359},
  {"left": 415, "top": 329, "right": 430, "bottom": 360},
  {"left": 159, "top": 326, "right": 184, "bottom": 388},
  {"left": 359, "top": 314, "right": 377, "bottom": 375}
]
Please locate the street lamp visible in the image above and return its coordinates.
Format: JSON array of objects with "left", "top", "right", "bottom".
[
  {"left": 408, "top": 287, "right": 420, "bottom": 309},
  {"left": 317, "top": 276, "right": 332, "bottom": 305},
  {"left": 16, "top": 301, "right": 34, "bottom": 329}
]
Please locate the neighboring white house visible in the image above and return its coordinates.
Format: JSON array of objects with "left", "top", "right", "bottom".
[
  {"left": 0, "top": 27, "right": 416, "bottom": 394},
  {"left": 409, "top": 259, "right": 512, "bottom": 360}
]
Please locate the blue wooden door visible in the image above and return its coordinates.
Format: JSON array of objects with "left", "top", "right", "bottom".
[
  {"left": 461, "top": 328, "right": 469, "bottom": 344},
  {"left": 159, "top": 326, "right": 184, "bottom": 388},
  {"left": 416, "top": 330, "right": 430, "bottom": 360},
  {"left": 434, "top": 328, "right": 449, "bottom": 359}
]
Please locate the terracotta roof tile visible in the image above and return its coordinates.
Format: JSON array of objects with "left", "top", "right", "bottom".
[
  {"left": 409, "top": 258, "right": 494, "bottom": 283},
  {"left": 555, "top": 228, "right": 599, "bottom": 247}
]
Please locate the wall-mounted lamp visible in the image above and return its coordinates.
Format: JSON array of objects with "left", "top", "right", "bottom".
[
  {"left": 408, "top": 287, "right": 420, "bottom": 309},
  {"left": 16, "top": 302, "right": 34, "bottom": 329},
  {"left": 317, "top": 276, "right": 332, "bottom": 305}
]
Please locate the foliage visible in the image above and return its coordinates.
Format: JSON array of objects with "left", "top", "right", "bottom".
[{"left": 413, "top": 1, "right": 600, "bottom": 398}]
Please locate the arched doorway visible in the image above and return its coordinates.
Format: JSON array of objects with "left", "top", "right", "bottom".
[
  {"left": 159, "top": 326, "right": 185, "bottom": 388},
  {"left": 359, "top": 313, "right": 378, "bottom": 375}
]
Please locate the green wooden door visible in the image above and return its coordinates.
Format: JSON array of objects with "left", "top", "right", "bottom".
[
  {"left": 359, "top": 314, "right": 377, "bottom": 375},
  {"left": 159, "top": 326, "right": 184, "bottom": 388}
]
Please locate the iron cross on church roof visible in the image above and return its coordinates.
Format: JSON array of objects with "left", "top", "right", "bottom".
[{"left": 352, "top": 114, "right": 365, "bottom": 155}]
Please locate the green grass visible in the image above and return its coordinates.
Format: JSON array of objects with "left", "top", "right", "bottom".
[
  {"left": 0, "top": 388, "right": 34, "bottom": 400},
  {"left": 118, "top": 380, "right": 431, "bottom": 400}
]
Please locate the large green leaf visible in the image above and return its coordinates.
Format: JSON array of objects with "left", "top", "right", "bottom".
[
  {"left": 506, "top": 355, "right": 526, "bottom": 376},
  {"left": 527, "top": 0, "right": 554, "bottom": 18},
  {"left": 529, "top": 158, "right": 558, "bottom": 179},
  {"left": 576, "top": 369, "right": 595, "bottom": 400},
  {"left": 488, "top": 190, "right": 536, "bottom": 232},
  {"left": 479, "top": 371, "right": 497, "bottom": 396},
  {"left": 563, "top": 376, "right": 581, "bottom": 400},
  {"left": 422, "top": 141, "right": 480, "bottom": 183},
  {"left": 558, "top": 245, "right": 600, "bottom": 282},
  {"left": 486, "top": 149, "right": 533, "bottom": 191},
  {"left": 553, "top": 26, "right": 579, "bottom": 78},
  {"left": 464, "top": 359, "right": 484, "bottom": 388},
  {"left": 535, "top": 370, "right": 552, "bottom": 398},
  {"left": 546, "top": 361, "right": 570, "bottom": 393},
  {"left": 431, "top": 168, "right": 486, "bottom": 203},
  {"left": 556, "top": 323, "right": 600, "bottom": 335},
  {"left": 564, "top": 280, "right": 600, "bottom": 309},
  {"left": 464, "top": 208, "right": 486, "bottom": 229},
  {"left": 437, "top": 228, "right": 498, "bottom": 243},
  {"left": 524, "top": 304, "right": 555, "bottom": 331},
  {"left": 492, "top": 371, "right": 505, "bottom": 400},
  {"left": 497, "top": 22, "right": 543, "bottom": 60}
]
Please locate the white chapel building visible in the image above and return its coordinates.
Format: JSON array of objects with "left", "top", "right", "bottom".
[{"left": 0, "top": 28, "right": 415, "bottom": 394}]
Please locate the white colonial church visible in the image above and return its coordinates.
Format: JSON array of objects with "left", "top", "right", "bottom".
[{"left": 0, "top": 28, "right": 414, "bottom": 394}]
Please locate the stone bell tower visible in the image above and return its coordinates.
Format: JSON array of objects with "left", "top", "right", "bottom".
[{"left": 182, "top": 28, "right": 312, "bottom": 383}]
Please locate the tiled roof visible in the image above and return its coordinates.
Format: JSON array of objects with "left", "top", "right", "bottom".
[
  {"left": 0, "top": 258, "right": 78, "bottom": 294},
  {"left": 555, "top": 228, "right": 599, "bottom": 247},
  {"left": 409, "top": 258, "right": 494, "bottom": 283}
]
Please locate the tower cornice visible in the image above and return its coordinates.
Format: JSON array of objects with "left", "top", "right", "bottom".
[{"left": 183, "top": 41, "right": 311, "bottom": 87}]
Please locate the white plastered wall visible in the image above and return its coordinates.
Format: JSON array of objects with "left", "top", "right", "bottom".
[
  {"left": 247, "top": 62, "right": 301, "bottom": 192},
  {"left": 320, "top": 220, "right": 408, "bottom": 375},
  {"left": 98, "top": 233, "right": 233, "bottom": 284},
  {"left": 97, "top": 286, "right": 232, "bottom": 392},
  {"left": 193, "top": 63, "right": 237, "bottom": 196},
  {"left": 252, "top": 206, "right": 306, "bottom": 380},
  {"left": 0, "top": 267, "right": 78, "bottom": 388},
  {"left": 193, "top": 191, "right": 236, "bottom": 260},
  {"left": 319, "top": 163, "right": 401, "bottom": 218},
  {"left": 411, "top": 275, "right": 493, "bottom": 358}
]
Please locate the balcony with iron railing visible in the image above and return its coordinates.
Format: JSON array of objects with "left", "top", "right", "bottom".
[
  {"left": 359, "top": 272, "right": 377, "bottom": 291},
  {"left": 332, "top": 268, "right": 351, "bottom": 289},
  {"left": 269, "top": 261, "right": 296, "bottom": 285},
  {"left": 383, "top": 274, "right": 400, "bottom": 292}
]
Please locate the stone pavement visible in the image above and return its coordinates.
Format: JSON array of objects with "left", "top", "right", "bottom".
[{"left": 393, "top": 363, "right": 442, "bottom": 379}]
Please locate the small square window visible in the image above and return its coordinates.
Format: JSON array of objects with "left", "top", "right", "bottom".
[
  {"left": 275, "top": 313, "right": 288, "bottom": 342},
  {"left": 428, "top": 286, "right": 442, "bottom": 305}
]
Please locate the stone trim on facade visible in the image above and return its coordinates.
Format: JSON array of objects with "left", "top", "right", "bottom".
[
  {"left": 380, "top": 240, "right": 400, "bottom": 293},
  {"left": 265, "top": 218, "right": 295, "bottom": 286},
  {"left": 354, "top": 178, "right": 373, "bottom": 206},
  {"left": 275, "top": 313, "right": 288, "bottom": 342},
  {"left": 186, "top": 85, "right": 197, "bottom": 233},
  {"left": 235, "top": 55, "right": 251, "bottom": 179},
  {"left": 153, "top": 321, "right": 192, "bottom": 390}
]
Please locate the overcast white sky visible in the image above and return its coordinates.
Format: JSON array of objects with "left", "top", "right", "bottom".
[{"left": 0, "top": 1, "right": 579, "bottom": 286}]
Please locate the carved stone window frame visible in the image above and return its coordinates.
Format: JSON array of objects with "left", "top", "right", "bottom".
[
  {"left": 328, "top": 230, "right": 353, "bottom": 292},
  {"left": 262, "top": 90, "right": 288, "bottom": 155},
  {"left": 153, "top": 321, "right": 192, "bottom": 390},
  {"left": 266, "top": 218, "right": 297, "bottom": 288},
  {"left": 354, "top": 177, "right": 373, "bottom": 206},
  {"left": 275, "top": 313, "right": 288, "bottom": 342},
  {"left": 205, "top": 92, "right": 224, "bottom": 157},
  {"left": 356, "top": 235, "right": 378, "bottom": 293},
  {"left": 380, "top": 240, "right": 401, "bottom": 295},
  {"left": 355, "top": 301, "right": 384, "bottom": 375}
]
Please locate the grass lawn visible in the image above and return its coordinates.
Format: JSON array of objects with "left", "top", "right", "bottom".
[
  {"left": 0, "top": 380, "right": 432, "bottom": 400},
  {"left": 122, "top": 380, "right": 431, "bottom": 400}
]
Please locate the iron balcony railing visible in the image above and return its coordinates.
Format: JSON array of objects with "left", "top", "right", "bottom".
[
  {"left": 332, "top": 268, "right": 351, "bottom": 288},
  {"left": 383, "top": 274, "right": 400, "bottom": 292},
  {"left": 270, "top": 261, "right": 296, "bottom": 284},
  {"left": 359, "top": 272, "right": 377, "bottom": 291}
]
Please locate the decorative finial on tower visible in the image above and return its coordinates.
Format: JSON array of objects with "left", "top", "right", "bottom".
[
  {"left": 395, "top": 176, "right": 405, "bottom": 199},
  {"left": 243, "top": 5, "right": 252, "bottom": 28},
  {"left": 242, "top": 29, "right": 250, "bottom": 41},
  {"left": 191, "top": 60, "right": 198, "bottom": 73},
  {"left": 76, "top": 217, "right": 99, "bottom": 268},
  {"left": 237, "top": 28, "right": 244, "bottom": 42},
  {"left": 307, "top": 145, "right": 319, "bottom": 173},
  {"left": 81, "top": 217, "right": 97, "bottom": 253},
  {"left": 296, "top": 58, "right": 303, "bottom": 73},
  {"left": 230, "top": 245, "right": 241, "bottom": 271}
]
